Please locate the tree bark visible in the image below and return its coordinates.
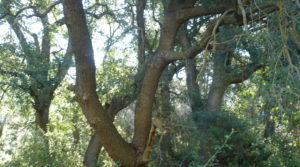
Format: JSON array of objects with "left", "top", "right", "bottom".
[
  {"left": 31, "top": 91, "right": 54, "bottom": 133},
  {"left": 35, "top": 106, "right": 50, "bottom": 132},
  {"left": 179, "top": 25, "right": 203, "bottom": 112},
  {"left": 63, "top": 0, "right": 239, "bottom": 165},
  {"left": 207, "top": 50, "right": 230, "bottom": 112},
  {"left": 84, "top": 133, "right": 102, "bottom": 167},
  {"left": 132, "top": 1, "right": 183, "bottom": 157},
  {"left": 63, "top": 0, "right": 137, "bottom": 166}
]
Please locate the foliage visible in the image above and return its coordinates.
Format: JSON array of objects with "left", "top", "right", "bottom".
[{"left": 0, "top": 0, "right": 299, "bottom": 166}]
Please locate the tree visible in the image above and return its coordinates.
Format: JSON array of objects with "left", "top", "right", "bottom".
[
  {"left": 62, "top": 0, "right": 285, "bottom": 166},
  {"left": 0, "top": 0, "right": 299, "bottom": 166},
  {"left": 0, "top": 0, "right": 72, "bottom": 133}
]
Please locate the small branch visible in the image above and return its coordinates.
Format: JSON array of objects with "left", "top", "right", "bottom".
[
  {"left": 168, "top": 9, "right": 235, "bottom": 62},
  {"left": 203, "top": 129, "right": 235, "bottom": 167},
  {"left": 27, "top": 0, "right": 62, "bottom": 18},
  {"left": 238, "top": 0, "right": 248, "bottom": 31},
  {"left": 50, "top": 39, "right": 73, "bottom": 90},
  {"left": 0, "top": 114, "right": 8, "bottom": 138},
  {"left": 86, "top": 11, "right": 116, "bottom": 20}
]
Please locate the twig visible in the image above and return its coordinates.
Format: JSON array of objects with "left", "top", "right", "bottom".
[{"left": 203, "top": 129, "right": 235, "bottom": 167}]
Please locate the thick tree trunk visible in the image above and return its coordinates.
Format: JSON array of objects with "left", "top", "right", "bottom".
[
  {"left": 35, "top": 107, "right": 50, "bottom": 132},
  {"left": 133, "top": 56, "right": 167, "bottom": 159},
  {"left": 63, "top": 1, "right": 137, "bottom": 166},
  {"left": 33, "top": 93, "right": 53, "bottom": 133},
  {"left": 33, "top": 97, "right": 52, "bottom": 163},
  {"left": 185, "top": 58, "right": 203, "bottom": 111},
  {"left": 133, "top": 3, "right": 184, "bottom": 157},
  {"left": 207, "top": 51, "right": 229, "bottom": 112},
  {"left": 207, "top": 85, "right": 227, "bottom": 112}
]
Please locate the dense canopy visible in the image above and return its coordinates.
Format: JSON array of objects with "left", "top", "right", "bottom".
[{"left": 0, "top": 0, "right": 299, "bottom": 166}]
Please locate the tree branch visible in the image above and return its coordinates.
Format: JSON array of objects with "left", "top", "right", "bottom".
[
  {"left": 62, "top": 0, "right": 136, "bottom": 165},
  {"left": 86, "top": 10, "right": 116, "bottom": 20},
  {"left": 50, "top": 39, "right": 73, "bottom": 90},
  {"left": 176, "top": 5, "right": 231, "bottom": 22},
  {"left": 168, "top": 2, "right": 279, "bottom": 62},
  {"left": 25, "top": 0, "right": 62, "bottom": 18},
  {"left": 226, "top": 63, "right": 264, "bottom": 84}
]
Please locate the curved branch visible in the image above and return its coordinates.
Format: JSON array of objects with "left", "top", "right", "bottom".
[
  {"left": 24, "top": 0, "right": 62, "bottom": 18},
  {"left": 62, "top": 0, "right": 136, "bottom": 165},
  {"left": 225, "top": 63, "right": 264, "bottom": 84},
  {"left": 176, "top": 5, "right": 231, "bottom": 22}
]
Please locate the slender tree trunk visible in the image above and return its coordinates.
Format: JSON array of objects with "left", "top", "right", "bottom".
[
  {"left": 263, "top": 103, "right": 275, "bottom": 138},
  {"left": 72, "top": 110, "right": 80, "bottom": 146},
  {"left": 179, "top": 25, "right": 204, "bottom": 125},
  {"left": 84, "top": 133, "right": 102, "bottom": 167},
  {"left": 158, "top": 68, "right": 177, "bottom": 164}
]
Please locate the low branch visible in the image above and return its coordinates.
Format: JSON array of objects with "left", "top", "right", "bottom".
[
  {"left": 226, "top": 63, "right": 264, "bottom": 84},
  {"left": 105, "top": 94, "right": 136, "bottom": 119},
  {"left": 176, "top": 5, "right": 231, "bottom": 22}
]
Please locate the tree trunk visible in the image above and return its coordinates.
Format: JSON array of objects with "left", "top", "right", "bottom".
[
  {"left": 207, "top": 85, "right": 227, "bottom": 112},
  {"left": 72, "top": 110, "right": 80, "bottom": 146},
  {"left": 63, "top": 1, "right": 137, "bottom": 165},
  {"left": 63, "top": 0, "right": 220, "bottom": 165},
  {"left": 263, "top": 103, "right": 275, "bottom": 138},
  {"left": 179, "top": 25, "right": 204, "bottom": 124},
  {"left": 207, "top": 50, "right": 229, "bottom": 112},
  {"left": 84, "top": 133, "right": 102, "bottom": 167},
  {"left": 35, "top": 107, "right": 50, "bottom": 132},
  {"left": 158, "top": 68, "right": 177, "bottom": 164},
  {"left": 133, "top": 56, "right": 167, "bottom": 159}
]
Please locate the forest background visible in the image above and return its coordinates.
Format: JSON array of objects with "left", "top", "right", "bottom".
[{"left": 0, "top": 0, "right": 299, "bottom": 166}]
